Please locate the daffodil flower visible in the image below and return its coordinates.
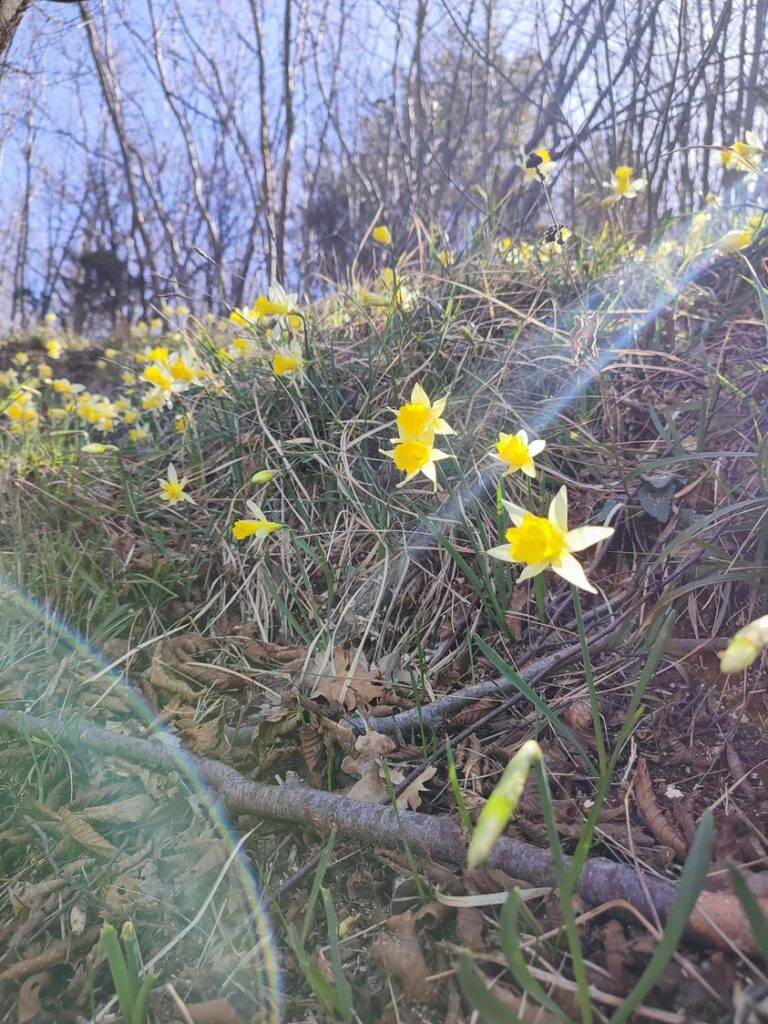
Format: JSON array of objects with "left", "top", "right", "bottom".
[
  {"left": 272, "top": 339, "right": 305, "bottom": 380},
  {"left": 395, "top": 383, "right": 455, "bottom": 441},
  {"left": 721, "top": 132, "right": 763, "bottom": 172},
  {"left": 487, "top": 487, "right": 614, "bottom": 593},
  {"left": 603, "top": 166, "right": 646, "bottom": 202},
  {"left": 716, "top": 226, "right": 754, "bottom": 251},
  {"left": 372, "top": 225, "right": 392, "bottom": 245},
  {"left": 159, "top": 463, "right": 194, "bottom": 505},
  {"left": 45, "top": 339, "right": 62, "bottom": 360},
  {"left": 493, "top": 430, "right": 545, "bottom": 478},
  {"left": 719, "top": 616, "right": 768, "bottom": 673},
  {"left": 232, "top": 500, "right": 282, "bottom": 542},
  {"left": 523, "top": 148, "right": 556, "bottom": 183},
  {"left": 383, "top": 437, "right": 453, "bottom": 490}
]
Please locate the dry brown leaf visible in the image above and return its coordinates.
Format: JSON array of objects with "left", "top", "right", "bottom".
[
  {"left": 633, "top": 757, "right": 688, "bottom": 858},
  {"left": 54, "top": 808, "right": 116, "bottom": 858},
  {"left": 308, "top": 648, "right": 382, "bottom": 709},
  {"left": 185, "top": 998, "right": 244, "bottom": 1024},
  {"left": 81, "top": 794, "right": 154, "bottom": 824},
  {"left": 370, "top": 910, "right": 437, "bottom": 1003},
  {"left": 398, "top": 764, "right": 437, "bottom": 810},
  {"left": 17, "top": 971, "right": 50, "bottom": 1023}
]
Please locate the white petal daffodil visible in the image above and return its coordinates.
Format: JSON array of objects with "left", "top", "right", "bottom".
[
  {"left": 487, "top": 486, "right": 614, "bottom": 594},
  {"left": 493, "top": 429, "right": 546, "bottom": 478}
]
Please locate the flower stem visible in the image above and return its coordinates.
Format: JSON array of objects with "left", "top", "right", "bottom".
[{"left": 571, "top": 585, "right": 607, "bottom": 779}]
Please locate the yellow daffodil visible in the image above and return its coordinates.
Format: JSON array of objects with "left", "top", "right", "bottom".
[
  {"left": 524, "top": 148, "right": 556, "bottom": 183},
  {"left": 717, "top": 226, "right": 754, "bottom": 251},
  {"left": 129, "top": 424, "right": 150, "bottom": 443},
  {"left": 395, "top": 382, "right": 455, "bottom": 441},
  {"left": 721, "top": 132, "right": 763, "bottom": 172},
  {"left": 168, "top": 352, "right": 198, "bottom": 384},
  {"left": 488, "top": 487, "right": 614, "bottom": 593},
  {"left": 44, "top": 311, "right": 57, "bottom": 324},
  {"left": 122, "top": 408, "right": 139, "bottom": 425},
  {"left": 498, "top": 237, "right": 513, "bottom": 252},
  {"left": 252, "top": 469, "right": 279, "bottom": 484},
  {"left": 176, "top": 304, "right": 190, "bottom": 317},
  {"left": 604, "top": 166, "right": 647, "bottom": 202},
  {"left": 142, "top": 390, "right": 167, "bottom": 411},
  {"left": 380, "top": 267, "right": 416, "bottom": 310},
  {"left": 45, "top": 339, "right": 62, "bottom": 360},
  {"left": 252, "top": 285, "right": 302, "bottom": 331},
  {"left": 122, "top": 371, "right": 137, "bottom": 386},
  {"left": 383, "top": 437, "right": 453, "bottom": 490},
  {"left": 372, "top": 225, "right": 392, "bottom": 245},
  {"left": 232, "top": 500, "right": 282, "bottom": 542},
  {"left": 52, "top": 378, "right": 84, "bottom": 396},
  {"left": 4, "top": 392, "right": 38, "bottom": 431},
  {"left": 144, "top": 364, "right": 174, "bottom": 391},
  {"left": 12, "top": 352, "right": 29, "bottom": 367},
  {"left": 159, "top": 463, "right": 194, "bottom": 505},
  {"left": 494, "top": 430, "right": 546, "bottom": 478},
  {"left": 272, "top": 339, "right": 305, "bottom": 380},
  {"left": 719, "top": 616, "right": 768, "bottom": 672}
]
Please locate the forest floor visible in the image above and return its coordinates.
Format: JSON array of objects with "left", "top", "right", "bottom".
[{"left": 1, "top": 229, "right": 768, "bottom": 1024}]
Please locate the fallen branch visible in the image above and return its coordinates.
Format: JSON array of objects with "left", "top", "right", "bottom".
[
  {"left": 0, "top": 709, "right": 762, "bottom": 957},
  {"left": 347, "top": 604, "right": 633, "bottom": 736}
]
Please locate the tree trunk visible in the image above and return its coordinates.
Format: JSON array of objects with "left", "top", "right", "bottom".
[{"left": 0, "top": 0, "right": 30, "bottom": 72}]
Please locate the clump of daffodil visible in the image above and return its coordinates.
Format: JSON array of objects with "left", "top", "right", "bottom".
[
  {"left": 232, "top": 500, "right": 282, "bottom": 543},
  {"left": 719, "top": 616, "right": 768, "bottom": 673},
  {"left": 395, "top": 383, "right": 455, "bottom": 441},
  {"left": 372, "top": 224, "right": 391, "bottom": 245},
  {"left": 159, "top": 464, "right": 194, "bottom": 505},
  {"left": 3, "top": 391, "right": 39, "bottom": 432},
  {"left": 523, "top": 147, "right": 556, "bottom": 183},
  {"left": 493, "top": 429, "right": 545, "bottom": 478},
  {"left": 488, "top": 486, "right": 614, "bottom": 593},
  {"left": 721, "top": 131, "right": 763, "bottom": 172},
  {"left": 272, "top": 338, "right": 305, "bottom": 380},
  {"left": 604, "top": 165, "right": 647, "bottom": 202}
]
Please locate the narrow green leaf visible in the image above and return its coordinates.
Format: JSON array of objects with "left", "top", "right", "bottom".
[
  {"left": 457, "top": 954, "right": 524, "bottom": 1024},
  {"left": 321, "top": 887, "right": 354, "bottom": 1022},
  {"left": 610, "top": 810, "right": 714, "bottom": 1023},
  {"left": 474, "top": 636, "right": 596, "bottom": 772},
  {"left": 499, "top": 890, "right": 568, "bottom": 1019},
  {"left": 101, "top": 924, "right": 136, "bottom": 1024},
  {"left": 301, "top": 830, "right": 336, "bottom": 947}
]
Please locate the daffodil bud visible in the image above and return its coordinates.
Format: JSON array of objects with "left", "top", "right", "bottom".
[
  {"left": 252, "top": 470, "right": 279, "bottom": 484},
  {"left": 719, "top": 616, "right": 768, "bottom": 673},
  {"left": 467, "top": 740, "right": 542, "bottom": 869}
]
